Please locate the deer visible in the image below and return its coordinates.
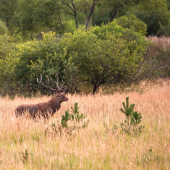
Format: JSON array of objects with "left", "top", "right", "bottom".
[{"left": 15, "top": 74, "right": 68, "bottom": 119}]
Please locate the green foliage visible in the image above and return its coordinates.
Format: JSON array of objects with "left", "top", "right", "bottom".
[
  {"left": 0, "top": 31, "right": 21, "bottom": 96},
  {"left": 61, "top": 102, "right": 89, "bottom": 129},
  {"left": 64, "top": 20, "right": 77, "bottom": 33},
  {"left": 0, "top": 0, "right": 170, "bottom": 38},
  {"left": 0, "top": 19, "right": 8, "bottom": 35},
  {"left": 0, "top": 0, "right": 18, "bottom": 31},
  {"left": 127, "top": 0, "right": 170, "bottom": 36},
  {"left": 120, "top": 97, "right": 145, "bottom": 135},
  {"left": 61, "top": 110, "right": 71, "bottom": 128},
  {"left": 120, "top": 97, "right": 135, "bottom": 117},
  {"left": 116, "top": 14, "right": 147, "bottom": 36},
  {"left": 0, "top": 34, "right": 12, "bottom": 59},
  {"left": 9, "top": 32, "right": 66, "bottom": 95},
  {"left": 0, "top": 21, "right": 149, "bottom": 96},
  {"left": 59, "top": 21, "right": 147, "bottom": 94},
  {"left": 17, "top": 0, "right": 64, "bottom": 37}
]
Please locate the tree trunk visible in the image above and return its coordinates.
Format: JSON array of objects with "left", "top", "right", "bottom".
[
  {"left": 86, "top": 0, "right": 98, "bottom": 31},
  {"left": 65, "top": 1, "right": 79, "bottom": 29},
  {"left": 110, "top": 8, "right": 118, "bottom": 22},
  {"left": 72, "top": 1, "right": 78, "bottom": 29},
  {"left": 84, "top": 0, "right": 88, "bottom": 18},
  {"left": 75, "top": 14, "right": 78, "bottom": 29},
  {"left": 59, "top": 14, "right": 64, "bottom": 30},
  {"left": 92, "top": 83, "right": 97, "bottom": 95}
]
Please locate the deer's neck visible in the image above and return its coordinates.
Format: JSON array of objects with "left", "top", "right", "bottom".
[{"left": 48, "top": 97, "right": 61, "bottom": 112}]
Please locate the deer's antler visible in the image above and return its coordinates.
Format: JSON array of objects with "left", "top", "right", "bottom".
[{"left": 37, "top": 74, "right": 67, "bottom": 92}]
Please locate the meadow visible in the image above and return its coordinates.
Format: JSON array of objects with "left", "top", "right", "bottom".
[{"left": 0, "top": 80, "right": 170, "bottom": 170}]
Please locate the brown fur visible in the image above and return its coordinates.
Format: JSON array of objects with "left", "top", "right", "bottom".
[{"left": 15, "top": 93, "right": 68, "bottom": 118}]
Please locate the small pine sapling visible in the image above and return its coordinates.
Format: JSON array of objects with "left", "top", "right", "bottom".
[
  {"left": 61, "top": 110, "right": 71, "bottom": 128},
  {"left": 61, "top": 102, "right": 89, "bottom": 131},
  {"left": 120, "top": 97, "right": 145, "bottom": 135},
  {"left": 71, "top": 103, "right": 87, "bottom": 123}
]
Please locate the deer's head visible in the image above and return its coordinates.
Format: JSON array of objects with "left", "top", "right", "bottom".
[{"left": 55, "top": 92, "right": 68, "bottom": 102}]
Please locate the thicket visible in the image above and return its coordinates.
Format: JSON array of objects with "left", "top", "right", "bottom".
[
  {"left": 0, "top": 21, "right": 146, "bottom": 95},
  {"left": 0, "top": 20, "right": 169, "bottom": 96}
]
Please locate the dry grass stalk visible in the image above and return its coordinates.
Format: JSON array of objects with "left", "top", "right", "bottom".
[{"left": 147, "top": 36, "right": 170, "bottom": 51}]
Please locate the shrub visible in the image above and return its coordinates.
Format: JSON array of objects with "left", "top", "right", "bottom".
[
  {"left": 8, "top": 32, "right": 66, "bottom": 95},
  {"left": 116, "top": 14, "right": 147, "bottom": 36},
  {"left": 120, "top": 97, "right": 145, "bottom": 135},
  {"left": 0, "top": 22, "right": 148, "bottom": 96},
  {"left": 61, "top": 102, "right": 89, "bottom": 131},
  {"left": 0, "top": 19, "right": 8, "bottom": 35},
  {"left": 127, "top": 0, "right": 170, "bottom": 36}
]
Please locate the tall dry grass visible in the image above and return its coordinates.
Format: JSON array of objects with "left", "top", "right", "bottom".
[
  {"left": 147, "top": 36, "right": 170, "bottom": 51},
  {"left": 0, "top": 80, "right": 170, "bottom": 170}
]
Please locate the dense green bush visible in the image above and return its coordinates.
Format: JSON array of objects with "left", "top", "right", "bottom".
[
  {"left": 0, "top": 31, "right": 19, "bottom": 96},
  {"left": 116, "top": 14, "right": 147, "bottom": 36},
  {"left": 59, "top": 21, "right": 147, "bottom": 93},
  {"left": 127, "top": 0, "right": 170, "bottom": 36},
  {"left": 0, "top": 22, "right": 149, "bottom": 95},
  {"left": 0, "top": 19, "right": 8, "bottom": 35},
  {"left": 9, "top": 32, "right": 68, "bottom": 95}
]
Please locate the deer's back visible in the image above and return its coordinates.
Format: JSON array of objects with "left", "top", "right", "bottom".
[
  {"left": 15, "top": 104, "right": 39, "bottom": 118},
  {"left": 15, "top": 101, "right": 60, "bottom": 118}
]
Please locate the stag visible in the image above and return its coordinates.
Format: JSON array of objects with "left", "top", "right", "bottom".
[{"left": 15, "top": 74, "right": 68, "bottom": 118}]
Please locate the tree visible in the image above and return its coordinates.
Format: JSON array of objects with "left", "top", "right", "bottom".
[
  {"left": 86, "top": 0, "right": 99, "bottom": 31},
  {"left": 95, "top": 0, "right": 138, "bottom": 25},
  {"left": 59, "top": 22, "right": 147, "bottom": 94},
  {"left": 126, "top": 0, "right": 170, "bottom": 36},
  {"left": 62, "top": 0, "right": 99, "bottom": 31},
  {"left": 116, "top": 14, "right": 147, "bottom": 36},
  {"left": 17, "top": 0, "right": 64, "bottom": 38},
  {"left": 0, "top": 0, "right": 18, "bottom": 30},
  {"left": 62, "top": 0, "right": 79, "bottom": 29}
]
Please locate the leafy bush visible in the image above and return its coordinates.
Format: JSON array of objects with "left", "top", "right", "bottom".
[
  {"left": 8, "top": 32, "right": 67, "bottom": 95},
  {"left": 127, "top": 0, "right": 170, "bottom": 36},
  {"left": 0, "top": 22, "right": 148, "bottom": 96},
  {"left": 0, "top": 19, "right": 8, "bottom": 35},
  {"left": 116, "top": 14, "right": 147, "bottom": 36},
  {"left": 0, "top": 32, "right": 20, "bottom": 96}
]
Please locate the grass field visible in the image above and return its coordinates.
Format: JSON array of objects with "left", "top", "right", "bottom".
[{"left": 0, "top": 80, "right": 170, "bottom": 170}]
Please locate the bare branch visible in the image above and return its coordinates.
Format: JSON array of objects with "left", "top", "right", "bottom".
[
  {"left": 65, "top": 1, "right": 78, "bottom": 28},
  {"left": 66, "top": 3, "right": 75, "bottom": 14},
  {"left": 65, "top": 12, "right": 75, "bottom": 16}
]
